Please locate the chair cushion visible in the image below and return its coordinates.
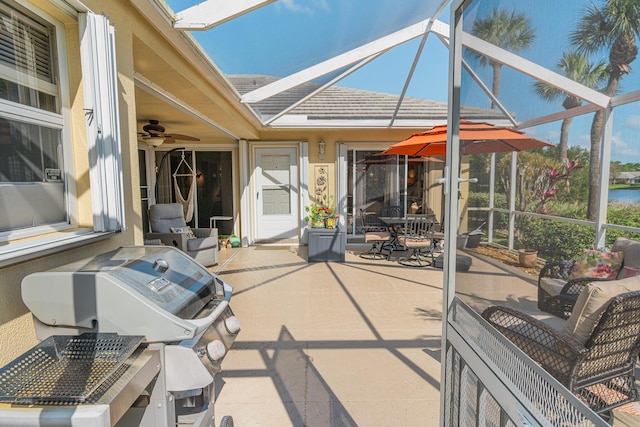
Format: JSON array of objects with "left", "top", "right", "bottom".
[
  {"left": 404, "top": 238, "right": 432, "bottom": 248},
  {"left": 170, "top": 226, "right": 196, "bottom": 239},
  {"left": 613, "top": 237, "right": 640, "bottom": 274},
  {"left": 562, "top": 275, "right": 640, "bottom": 345},
  {"left": 364, "top": 231, "right": 391, "bottom": 242},
  {"left": 619, "top": 266, "right": 640, "bottom": 279},
  {"left": 186, "top": 236, "right": 218, "bottom": 251},
  {"left": 149, "top": 203, "right": 187, "bottom": 233},
  {"left": 539, "top": 277, "right": 567, "bottom": 297},
  {"left": 567, "top": 249, "right": 623, "bottom": 280}
]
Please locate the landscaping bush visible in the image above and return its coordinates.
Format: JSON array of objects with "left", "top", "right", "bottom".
[
  {"left": 518, "top": 217, "right": 594, "bottom": 261},
  {"left": 606, "top": 204, "right": 640, "bottom": 246}
]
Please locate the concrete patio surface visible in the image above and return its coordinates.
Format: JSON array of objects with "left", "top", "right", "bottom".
[{"left": 210, "top": 244, "right": 640, "bottom": 426}]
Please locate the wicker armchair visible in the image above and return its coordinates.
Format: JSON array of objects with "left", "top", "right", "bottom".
[
  {"left": 537, "top": 260, "right": 611, "bottom": 318},
  {"left": 483, "top": 290, "right": 640, "bottom": 416},
  {"left": 538, "top": 237, "right": 640, "bottom": 318}
]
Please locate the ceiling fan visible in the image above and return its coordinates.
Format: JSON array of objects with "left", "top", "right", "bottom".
[{"left": 138, "top": 120, "right": 200, "bottom": 146}]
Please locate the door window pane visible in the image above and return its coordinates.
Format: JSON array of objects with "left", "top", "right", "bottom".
[{"left": 261, "top": 154, "right": 291, "bottom": 215}]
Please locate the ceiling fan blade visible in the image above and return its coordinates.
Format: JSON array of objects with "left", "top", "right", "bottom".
[{"left": 168, "top": 133, "right": 200, "bottom": 141}]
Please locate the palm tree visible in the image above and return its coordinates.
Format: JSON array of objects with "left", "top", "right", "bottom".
[
  {"left": 533, "top": 52, "right": 607, "bottom": 161},
  {"left": 570, "top": 0, "right": 640, "bottom": 220},
  {"left": 471, "top": 8, "right": 536, "bottom": 108}
]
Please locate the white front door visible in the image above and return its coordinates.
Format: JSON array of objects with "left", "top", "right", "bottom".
[{"left": 255, "top": 147, "right": 299, "bottom": 240}]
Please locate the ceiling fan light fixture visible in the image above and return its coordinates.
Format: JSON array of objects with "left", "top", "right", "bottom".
[
  {"left": 143, "top": 119, "right": 165, "bottom": 134},
  {"left": 144, "top": 136, "right": 165, "bottom": 146}
]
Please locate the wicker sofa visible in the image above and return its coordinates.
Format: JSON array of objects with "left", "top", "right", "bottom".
[
  {"left": 484, "top": 275, "right": 640, "bottom": 416},
  {"left": 538, "top": 237, "right": 640, "bottom": 318}
]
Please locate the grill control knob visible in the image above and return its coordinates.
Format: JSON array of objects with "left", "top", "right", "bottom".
[
  {"left": 206, "top": 340, "right": 226, "bottom": 363},
  {"left": 224, "top": 316, "right": 241, "bottom": 335},
  {"left": 153, "top": 259, "right": 169, "bottom": 272}
]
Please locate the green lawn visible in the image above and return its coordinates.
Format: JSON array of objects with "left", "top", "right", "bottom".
[{"left": 609, "top": 183, "right": 640, "bottom": 190}]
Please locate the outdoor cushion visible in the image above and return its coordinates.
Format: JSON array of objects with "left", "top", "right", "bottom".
[
  {"left": 149, "top": 203, "right": 187, "bottom": 233},
  {"left": 364, "top": 231, "right": 391, "bottom": 242},
  {"left": 562, "top": 275, "right": 640, "bottom": 345},
  {"left": 170, "top": 226, "right": 196, "bottom": 239},
  {"left": 619, "top": 266, "right": 640, "bottom": 279},
  {"left": 539, "top": 277, "right": 567, "bottom": 297},
  {"left": 567, "top": 249, "right": 623, "bottom": 280},
  {"left": 613, "top": 237, "right": 640, "bottom": 276}
]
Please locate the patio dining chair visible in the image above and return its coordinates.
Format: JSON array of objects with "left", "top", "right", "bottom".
[
  {"left": 381, "top": 205, "right": 403, "bottom": 218},
  {"left": 359, "top": 209, "right": 392, "bottom": 260},
  {"left": 397, "top": 216, "right": 435, "bottom": 267},
  {"left": 484, "top": 277, "right": 640, "bottom": 418}
]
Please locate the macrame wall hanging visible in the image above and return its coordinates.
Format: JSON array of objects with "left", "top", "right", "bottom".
[{"left": 173, "top": 151, "right": 196, "bottom": 222}]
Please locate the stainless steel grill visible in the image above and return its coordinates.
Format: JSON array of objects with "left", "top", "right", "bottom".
[
  {"left": 0, "top": 246, "right": 240, "bottom": 427},
  {"left": 0, "top": 333, "right": 143, "bottom": 405}
]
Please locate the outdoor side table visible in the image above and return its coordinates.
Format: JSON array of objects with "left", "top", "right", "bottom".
[{"left": 209, "top": 216, "right": 233, "bottom": 229}]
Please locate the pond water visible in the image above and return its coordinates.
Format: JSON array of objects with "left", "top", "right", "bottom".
[{"left": 609, "top": 188, "right": 640, "bottom": 203}]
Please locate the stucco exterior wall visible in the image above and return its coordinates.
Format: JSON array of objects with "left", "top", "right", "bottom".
[{"left": 0, "top": 0, "right": 144, "bottom": 366}]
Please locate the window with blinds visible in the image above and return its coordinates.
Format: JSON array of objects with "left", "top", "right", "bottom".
[
  {"left": 0, "top": 1, "right": 58, "bottom": 112},
  {"left": 0, "top": 0, "right": 65, "bottom": 234}
]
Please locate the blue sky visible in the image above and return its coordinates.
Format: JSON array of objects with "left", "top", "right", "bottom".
[{"left": 166, "top": 0, "right": 640, "bottom": 165}]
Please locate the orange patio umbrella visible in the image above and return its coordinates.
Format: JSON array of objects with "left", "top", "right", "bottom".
[{"left": 382, "top": 121, "right": 553, "bottom": 157}]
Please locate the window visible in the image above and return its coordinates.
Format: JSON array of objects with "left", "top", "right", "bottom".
[{"left": 0, "top": 0, "right": 66, "bottom": 234}]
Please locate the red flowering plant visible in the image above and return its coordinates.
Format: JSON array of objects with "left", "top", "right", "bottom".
[{"left": 533, "top": 158, "right": 581, "bottom": 214}]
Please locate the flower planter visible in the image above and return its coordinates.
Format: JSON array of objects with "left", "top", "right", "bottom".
[
  {"left": 325, "top": 216, "right": 339, "bottom": 229},
  {"left": 518, "top": 249, "right": 538, "bottom": 268},
  {"left": 308, "top": 227, "right": 345, "bottom": 262},
  {"left": 312, "top": 217, "right": 326, "bottom": 228}
]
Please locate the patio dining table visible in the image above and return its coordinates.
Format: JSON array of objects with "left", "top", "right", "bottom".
[
  {"left": 378, "top": 216, "right": 444, "bottom": 251},
  {"left": 377, "top": 216, "right": 412, "bottom": 251}
]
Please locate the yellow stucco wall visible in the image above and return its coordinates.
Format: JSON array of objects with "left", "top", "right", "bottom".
[{"left": 0, "top": 0, "right": 145, "bottom": 366}]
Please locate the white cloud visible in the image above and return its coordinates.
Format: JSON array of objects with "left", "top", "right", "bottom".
[
  {"left": 625, "top": 114, "right": 640, "bottom": 129},
  {"left": 278, "top": 0, "right": 329, "bottom": 14},
  {"left": 610, "top": 132, "right": 639, "bottom": 162}
]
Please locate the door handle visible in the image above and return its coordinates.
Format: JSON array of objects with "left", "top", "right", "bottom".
[{"left": 257, "top": 191, "right": 259, "bottom": 200}]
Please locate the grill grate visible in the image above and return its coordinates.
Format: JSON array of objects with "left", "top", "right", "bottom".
[{"left": 0, "top": 333, "right": 143, "bottom": 404}]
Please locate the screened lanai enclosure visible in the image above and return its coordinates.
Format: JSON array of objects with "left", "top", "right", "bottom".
[
  {"left": 141, "top": 0, "right": 640, "bottom": 424},
  {"left": 444, "top": 0, "right": 640, "bottom": 425}
]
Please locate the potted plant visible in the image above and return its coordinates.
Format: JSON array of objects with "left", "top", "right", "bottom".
[
  {"left": 518, "top": 248, "right": 538, "bottom": 268},
  {"left": 305, "top": 197, "right": 336, "bottom": 228}
]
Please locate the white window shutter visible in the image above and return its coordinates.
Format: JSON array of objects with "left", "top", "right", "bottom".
[{"left": 79, "top": 12, "right": 125, "bottom": 232}]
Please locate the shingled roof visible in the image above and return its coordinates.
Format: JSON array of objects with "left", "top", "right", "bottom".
[{"left": 228, "top": 74, "right": 509, "bottom": 127}]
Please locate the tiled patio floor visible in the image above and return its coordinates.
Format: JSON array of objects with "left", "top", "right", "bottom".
[
  {"left": 211, "top": 244, "right": 442, "bottom": 426},
  {"left": 210, "top": 244, "right": 640, "bottom": 426}
]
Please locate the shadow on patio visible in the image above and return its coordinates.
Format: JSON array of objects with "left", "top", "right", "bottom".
[{"left": 209, "top": 244, "right": 542, "bottom": 426}]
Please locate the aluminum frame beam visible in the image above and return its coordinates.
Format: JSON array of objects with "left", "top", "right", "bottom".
[
  {"left": 430, "top": 22, "right": 609, "bottom": 109},
  {"left": 174, "top": 0, "right": 276, "bottom": 30},
  {"left": 241, "top": 19, "right": 433, "bottom": 104}
]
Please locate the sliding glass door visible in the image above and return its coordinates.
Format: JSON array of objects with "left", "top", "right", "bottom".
[
  {"left": 345, "top": 149, "right": 443, "bottom": 236},
  {"left": 154, "top": 149, "right": 234, "bottom": 235}
]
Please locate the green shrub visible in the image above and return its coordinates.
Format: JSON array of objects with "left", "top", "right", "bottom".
[
  {"left": 606, "top": 204, "right": 640, "bottom": 246},
  {"left": 468, "top": 192, "right": 508, "bottom": 209},
  {"left": 518, "top": 217, "right": 594, "bottom": 260}
]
